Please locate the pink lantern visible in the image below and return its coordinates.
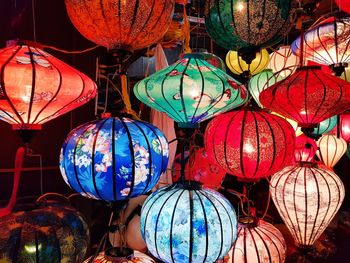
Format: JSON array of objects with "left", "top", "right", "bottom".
[{"left": 294, "top": 134, "right": 317, "bottom": 163}]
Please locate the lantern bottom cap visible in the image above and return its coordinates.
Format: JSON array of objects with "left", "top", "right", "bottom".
[
  {"left": 177, "top": 122, "right": 200, "bottom": 128},
  {"left": 104, "top": 247, "right": 134, "bottom": 262}
]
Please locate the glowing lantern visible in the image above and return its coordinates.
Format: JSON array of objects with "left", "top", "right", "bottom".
[
  {"left": 59, "top": 117, "right": 169, "bottom": 201},
  {"left": 268, "top": 45, "right": 298, "bottom": 78},
  {"left": 292, "top": 16, "right": 350, "bottom": 76},
  {"left": 316, "top": 134, "right": 347, "bottom": 168},
  {"left": 330, "top": 113, "right": 350, "bottom": 143},
  {"left": 271, "top": 112, "right": 303, "bottom": 136},
  {"left": 294, "top": 134, "right": 317, "bottom": 162},
  {"left": 134, "top": 54, "right": 247, "bottom": 127},
  {"left": 259, "top": 66, "right": 350, "bottom": 128},
  {"left": 190, "top": 49, "right": 226, "bottom": 71},
  {"left": 84, "top": 248, "right": 155, "bottom": 263},
  {"left": 270, "top": 163, "right": 345, "bottom": 247},
  {"left": 204, "top": 109, "right": 296, "bottom": 180},
  {"left": 140, "top": 183, "right": 238, "bottom": 263},
  {"left": 65, "top": 0, "right": 174, "bottom": 50},
  {"left": 226, "top": 218, "right": 286, "bottom": 263},
  {"left": 172, "top": 148, "right": 226, "bottom": 189},
  {"left": 335, "top": 0, "right": 350, "bottom": 13},
  {"left": 0, "top": 43, "right": 96, "bottom": 130},
  {"left": 310, "top": 115, "right": 337, "bottom": 138}
]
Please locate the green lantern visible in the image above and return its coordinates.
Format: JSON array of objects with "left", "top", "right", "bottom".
[
  {"left": 134, "top": 54, "right": 247, "bottom": 127},
  {"left": 310, "top": 116, "right": 338, "bottom": 137},
  {"left": 191, "top": 48, "right": 226, "bottom": 71}
]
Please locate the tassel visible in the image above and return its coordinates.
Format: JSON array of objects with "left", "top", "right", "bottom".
[{"left": 120, "top": 74, "right": 139, "bottom": 119}]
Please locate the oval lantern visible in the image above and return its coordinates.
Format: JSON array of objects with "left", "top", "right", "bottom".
[
  {"left": 259, "top": 66, "right": 350, "bottom": 128},
  {"left": 267, "top": 45, "right": 298, "bottom": 78},
  {"left": 0, "top": 203, "right": 89, "bottom": 262},
  {"left": 226, "top": 218, "right": 287, "bottom": 263},
  {"left": 141, "top": 183, "right": 238, "bottom": 263},
  {"left": 335, "top": 0, "right": 350, "bottom": 13},
  {"left": 65, "top": 0, "right": 174, "bottom": 50},
  {"left": 205, "top": 109, "right": 296, "bottom": 181},
  {"left": 59, "top": 117, "right": 169, "bottom": 201},
  {"left": 270, "top": 163, "right": 345, "bottom": 247},
  {"left": 330, "top": 113, "right": 350, "bottom": 143},
  {"left": 172, "top": 148, "right": 226, "bottom": 189},
  {"left": 84, "top": 248, "right": 155, "bottom": 263},
  {"left": 134, "top": 54, "right": 247, "bottom": 127},
  {"left": 294, "top": 134, "right": 317, "bottom": 163},
  {"left": 316, "top": 134, "right": 347, "bottom": 168},
  {"left": 226, "top": 49, "right": 269, "bottom": 77},
  {"left": 0, "top": 43, "right": 96, "bottom": 130}
]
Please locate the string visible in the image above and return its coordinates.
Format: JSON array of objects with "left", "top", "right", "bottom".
[{"left": 31, "top": 0, "right": 37, "bottom": 42}]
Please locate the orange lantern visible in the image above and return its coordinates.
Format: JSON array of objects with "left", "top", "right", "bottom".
[
  {"left": 65, "top": 0, "right": 174, "bottom": 51},
  {"left": 0, "top": 43, "right": 96, "bottom": 130}
]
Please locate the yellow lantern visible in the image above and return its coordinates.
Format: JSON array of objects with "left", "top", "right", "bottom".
[
  {"left": 272, "top": 112, "right": 303, "bottom": 136},
  {"left": 226, "top": 48, "right": 269, "bottom": 76}
]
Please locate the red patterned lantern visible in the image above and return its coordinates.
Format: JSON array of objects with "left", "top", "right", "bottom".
[
  {"left": 259, "top": 66, "right": 350, "bottom": 129},
  {"left": 0, "top": 43, "right": 96, "bottom": 130},
  {"left": 205, "top": 109, "right": 296, "bottom": 181},
  {"left": 65, "top": 0, "right": 174, "bottom": 51},
  {"left": 294, "top": 134, "right": 317, "bottom": 163},
  {"left": 172, "top": 148, "right": 226, "bottom": 189}
]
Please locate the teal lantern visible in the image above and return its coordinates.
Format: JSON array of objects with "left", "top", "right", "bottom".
[
  {"left": 191, "top": 49, "right": 226, "bottom": 71},
  {"left": 310, "top": 116, "right": 337, "bottom": 137},
  {"left": 134, "top": 54, "right": 247, "bottom": 127}
]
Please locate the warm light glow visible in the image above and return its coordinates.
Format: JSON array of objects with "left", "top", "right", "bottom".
[
  {"left": 236, "top": 2, "right": 245, "bottom": 11},
  {"left": 243, "top": 143, "right": 255, "bottom": 154},
  {"left": 268, "top": 45, "right": 298, "bottom": 78},
  {"left": 294, "top": 134, "right": 317, "bottom": 162},
  {"left": 24, "top": 244, "right": 42, "bottom": 254},
  {"left": 316, "top": 134, "right": 347, "bottom": 168}
]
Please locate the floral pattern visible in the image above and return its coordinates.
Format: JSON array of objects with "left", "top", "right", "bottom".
[{"left": 59, "top": 117, "right": 169, "bottom": 202}]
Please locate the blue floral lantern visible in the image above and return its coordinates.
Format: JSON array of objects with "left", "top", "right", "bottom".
[
  {"left": 140, "top": 182, "right": 238, "bottom": 263},
  {"left": 59, "top": 117, "right": 169, "bottom": 201}
]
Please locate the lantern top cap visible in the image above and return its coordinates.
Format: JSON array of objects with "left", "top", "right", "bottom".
[
  {"left": 176, "top": 180, "right": 203, "bottom": 190},
  {"left": 238, "top": 216, "right": 259, "bottom": 228}
]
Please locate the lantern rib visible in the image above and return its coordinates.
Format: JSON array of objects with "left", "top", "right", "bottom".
[
  {"left": 189, "top": 190, "right": 194, "bottom": 262},
  {"left": 256, "top": 223, "right": 283, "bottom": 262},
  {"left": 294, "top": 167, "right": 304, "bottom": 244},
  {"left": 330, "top": 135, "right": 336, "bottom": 167},
  {"left": 239, "top": 111, "right": 248, "bottom": 178},
  {"left": 284, "top": 74, "right": 304, "bottom": 123},
  {"left": 311, "top": 70, "right": 331, "bottom": 124},
  {"left": 253, "top": 226, "right": 272, "bottom": 263},
  {"left": 112, "top": 118, "right": 117, "bottom": 200},
  {"left": 134, "top": 0, "right": 156, "bottom": 44},
  {"left": 191, "top": 59, "right": 206, "bottom": 123},
  {"left": 26, "top": 46, "right": 37, "bottom": 124},
  {"left": 210, "top": 118, "right": 223, "bottom": 169},
  {"left": 126, "top": 0, "right": 141, "bottom": 46},
  {"left": 215, "top": 0, "right": 233, "bottom": 47},
  {"left": 251, "top": 111, "right": 261, "bottom": 178},
  {"left": 224, "top": 113, "right": 240, "bottom": 175},
  {"left": 0, "top": 109, "right": 19, "bottom": 125},
  {"left": 179, "top": 60, "right": 190, "bottom": 123},
  {"left": 99, "top": 0, "right": 114, "bottom": 47},
  {"left": 302, "top": 165, "right": 308, "bottom": 245},
  {"left": 243, "top": 228, "right": 248, "bottom": 263},
  {"left": 304, "top": 68, "right": 309, "bottom": 124},
  {"left": 195, "top": 191, "right": 209, "bottom": 262}
]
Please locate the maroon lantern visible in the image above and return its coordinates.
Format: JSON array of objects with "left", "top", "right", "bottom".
[
  {"left": 294, "top": 134, "right": 317, "bottom": 163},
  {"left": 259, "top": 66, "right": 350, "bottom": 129},
  {"left": 204, "top": 109, "right": 296, "bottom": 181}
]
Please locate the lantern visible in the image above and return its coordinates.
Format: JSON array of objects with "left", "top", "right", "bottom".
[
  {"left": 271, "top": 112, "right": 303, "bottom": 136},
  {"left": 172, "top": 148, "right": 226, "bottom": 189},
  {"left": 270, "top": 163, "right": 345, "bottom": 247},
  {"left": 134, "top": 54, "right": 247, "bottom": 127},
  {"left": 0, "top": 203, "right": 89, "bottom": 262},
  {"left": 248, "top": 69, "right": 283, "bottom": 108},
  {"left": 84, "top": 248, "right": 155, "bottom": 263},
  {"left": 267, "top": 45, "right": 298, "bottom": 78},
  {"left": 294, "top": 134, "right": 317, "bottom": 163},
  {"left": 205, "top": 0, "right": 297, "bottom": 57},
  {"left": 316, "top": 134, "right": 347, "bottom": 168},
  {"left": 140, "top": 183, "right": 238, "bottom": 263},
  {"left": 310, "top": 115, "right": 337, "bottom": 138},
  {"left": 65, "top": 0, "right": 174, "bottom": 50},
  {"left": 204, "top": 109, "right": 296, "bottom": 180},
  {"left": 330, "top": 113, "right": 350, "bottom": 143},
  {"left": 336, "top": 0, "right": 350, "bottom": 13},
  {"left": 59, "top": 117, "right": 169, "bottom": 201},
  {"left": 0, "top": 43, "right": 96, "bottom": 130},
  {"left": 259, "top": 66, "right": 350, "bottom": 128},
  {"left": 226, "top": 218, "right": 287, "bottom": 263},
  {"left": 292, "top": 16, "right": 350, "bottom": 76},
  {"left": 190, "top": 49, "right": 226, "bottom": 71},
  {"left": 346, "top": 143, "right": 350, "bottom": 159},
  {"left": 226, "top": 49, "right": 269, "bottom": 77}
]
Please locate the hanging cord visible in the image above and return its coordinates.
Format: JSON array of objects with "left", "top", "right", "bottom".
[
  {"left": 260, "top": 178, "right": 271, "bottom": 220},
  {"left": 221, "top": 187, "right": 252, "bottom": 216},
  {"left": 25, "top": 146, "right": 44, "bottom": 195},
  {"left": 182, "top": 0, "right": 192, "bottom": 54},
  {"left": 31, "top": 0, "right": 37, "bottom": 42}
]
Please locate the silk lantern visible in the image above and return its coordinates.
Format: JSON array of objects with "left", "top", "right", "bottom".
[
  {"left": 310, "top": 115, "right": 337, "bottom": 138},
  {"left": 84, "top": 249, "right": 155, "bottom": 263},
  {"left": 141, "top": 183, "right": 238, "bottom": 263},
  {"left": 190, "top": 49, "right": 226, "bottom": 71},
  {"left": 270, "top": 163, "right": 345, "bottom": 247},
  {"left": 0, "top": 43, "right": 96, "bottom": 130},
  {"left": 65, "top": 0, "right": 174, "bottom": 51},
  {"left": 271, "top": 112, "right": 303, "bottom": 136},
  {"left": 59, "top": 117, "right": 169, "bottom": 201},
  {"left": 134, "top": 54, "right": 247, "bottom": 127},
  {"left": 316, "top": 134, "right": 347, "bottom": 168},
  {"left": 330, "top": 113, "right": 350, "bottom": 143},
  {"left": 268, "top": 45, "right": 298, "bottom": 78},
  {"left": 336, "top": 0, "right": 350, "bottom": 13},
  {"left": 294, "top": 134, "right": 317, "bottom": 163},
  {"left": 259, "top": 66, "right": 350, "bottom": 128},
  {"left": 172, "top": 148, "right": 226, "bottom": 189},
  {"left": 205, "top": 109, "right": 296, "bottom": 180},
  {"left": 227, "top": 218, "right": 287, "bottom": 263}
]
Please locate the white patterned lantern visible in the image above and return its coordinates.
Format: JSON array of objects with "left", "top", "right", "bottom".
[{"left": 316, "top": 134, "right": 347, "bottom": 168}]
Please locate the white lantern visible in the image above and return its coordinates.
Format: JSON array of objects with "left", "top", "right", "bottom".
[
  {"left": 268, "top": 45, "right": 298, "bottom": 78},
  {"left": 316, "top": 134, "right": 347, "bottom": 168},
  {"left": 270, "top": 163, "right": 345, "bottom": 247}
]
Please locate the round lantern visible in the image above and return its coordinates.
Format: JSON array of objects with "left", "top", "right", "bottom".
[
  {"left": 316, "top": 134, "right": 347, "bottom": 168},
  {"left": 65, "top": 0, "right": 174, "bottom": 50},
  {"left": 292, "top": 16, "right": 350, "bottom": 76},
  {"left": 336, "top": 0, "right": 350, "bottom": 13},
  {"left": 267, "top": 45, "right": 298, "bottom": 78},
  {"left": 134, "top": 54, "right": 247, "bottom": 127},
  {"left": 59, "top": 117, "right": 169, "bottom": 201},
  {"left": 84, "top": 248, "right": 155, "bottom": 263},
  {"left": 248, "top": 69, "right": 283, "bottom": 108},
  {"left": 172, "top": 148, "right": 226, "bottom": 189},
  {"left": 0, "top": 203, "right": 89, "bottom": 262},
  {"left": 204, "top": 109, "right": 296, "bottom": 180},
  {"left": 226, "top": 218, "right": 287, "bottom": 263},
  {"left": 270, "top": 163, "right": 345, "bottom": 247},
  {"left": 140, "top": 183, "right": 238, "bottom": 263},
  {"left": 226, "top": 49, "right": 269, "bottom": 77},
  {"left": 0, "top": 43, "right": 96, "bottom": 130},
  {"left": 190, "top": 49, "right": 226, "bottom": 71},
  {"left": 294, "top": 134, "right": 317, "bottom": 163},
  {"left": 330, "top": 113, "right": 350, "bottom": 143},
  {"left": 259, "top": 66, "right": 350, "bottom": 128},
  {"left": 205, "top": 0, "right": 297, "bottom": 53}
]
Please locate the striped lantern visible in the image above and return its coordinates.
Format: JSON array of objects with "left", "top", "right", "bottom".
[
  {"left": 270, "top": 163, "right": 345, "bottom": 247},
  {"left": 294, "top": 134, "right": 317, "bottom": 163},
  {"left": 316, "top": 134, "right": 347, "bottom": 168},
  {"left": 267, "top": 45, "right": 298, "bottom": 78}
]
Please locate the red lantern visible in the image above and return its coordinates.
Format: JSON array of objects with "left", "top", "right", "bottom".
[
  {"left": 65, "top": 0, "right": 174, "bottom": 51},
  {"left": 259, "top": 66, "right": 350, "bottom": 128},
  {"left": 204, "top": 109, "right": 296, "bottom": 180},
  {"left": 335, "top": 0, "right": 350, "bottom": 13},
  {"left": 330, "top": 113, "right": 350, "bottom": 143},
  {"left": 294, "top": 134, "right": 317, "bottom": 163},
  {"left": 172, "top": 148, "right": 226, "bottom": 189},
  {"left": 0, "top": 43, "right": 96, "bottom": 130}
]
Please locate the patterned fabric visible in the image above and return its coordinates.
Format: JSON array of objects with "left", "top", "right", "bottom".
[
  {"left": 140, "top": 184, "right": 238, "bottom": 263},
  {"left": 60, "top": 117, "right": 169, "bottom": 201}
]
